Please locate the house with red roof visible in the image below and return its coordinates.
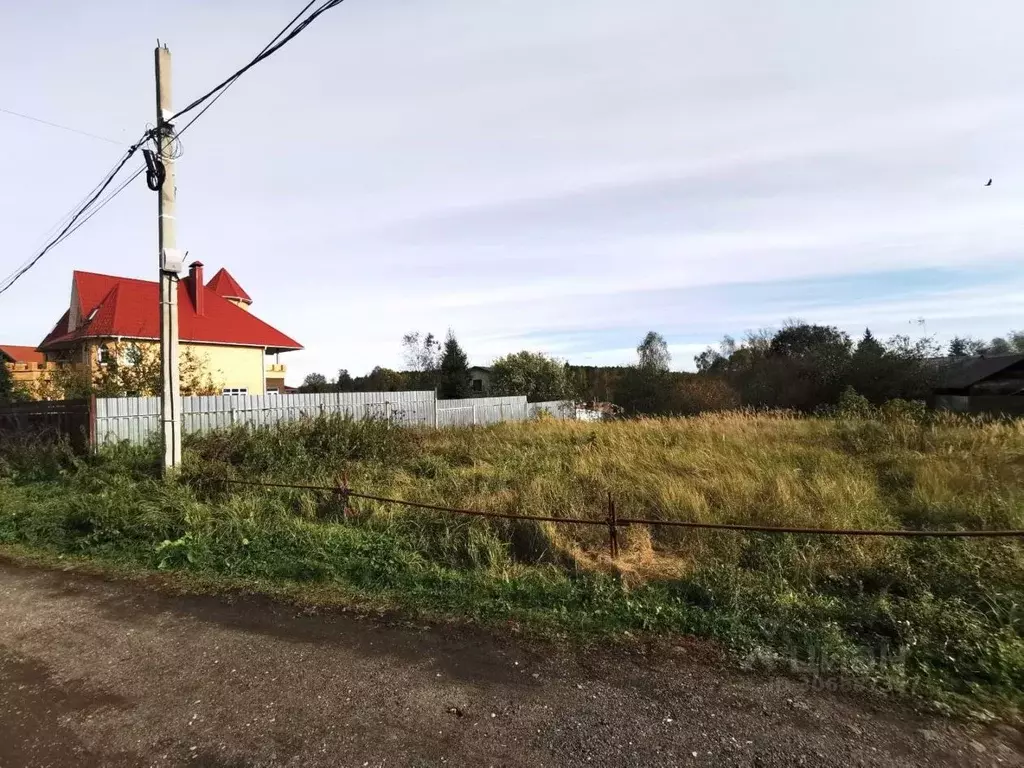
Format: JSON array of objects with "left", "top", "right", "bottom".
[
  {"left": 15, "top": 262, "right": 301, "bottom": 396},
  {"left": 0, "top": 345, "right": 50, "bottom": 388}
]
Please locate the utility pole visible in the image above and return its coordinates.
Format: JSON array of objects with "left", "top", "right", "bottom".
[{"left": 155, "top": 44, "right": 182, "bottom": 472}]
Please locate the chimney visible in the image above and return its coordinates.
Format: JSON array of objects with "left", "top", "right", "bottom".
[{"left": 188, "top": 261, "right": 205, "bottom": 315}]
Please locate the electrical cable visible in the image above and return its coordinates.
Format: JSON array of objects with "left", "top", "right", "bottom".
[
  {"left": 175, "top": 0, "right": 320, "bottom": 139},
  {"left": 0, "top": 106, "right": 121, "bottom": 145},
  {"left": 1, "top": 0, "right": 346, "bottom": 297},
  {"left": 0, "top": 133, "right": 150, "bottom": 297},
  {"left": 169, "top": 0, "right": 341, "bottom": 123},
  {"left": 0, "top": 141, "right": 149, "bottom": 292},
  {"left": 51, "top": 166, "right": 146, "bottom": 249}
]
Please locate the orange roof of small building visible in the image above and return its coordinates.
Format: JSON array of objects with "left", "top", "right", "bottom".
[
  {"left": 0, "top": 345, "right": 45, "bottom": 364},
  {"left": 38, "top": 270, "right": 302, "bottom": 353},
  {"left": 206, "top": 268, "right": 252, "bottom": 304}
]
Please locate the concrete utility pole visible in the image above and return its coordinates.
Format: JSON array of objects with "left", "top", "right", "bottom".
[{"left": 155, "top": 44, "right": 182, "bottom": 471}]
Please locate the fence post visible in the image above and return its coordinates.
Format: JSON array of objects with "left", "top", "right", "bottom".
[
  {"left": 607, "top": 491, "right": 619, "bottom": 560},
  {"left": 473, "top": 405, "right": 477, "bottom": 426},
  {"left": 89, "top": 394, "right": 97, "bottom": 453},
  {"left": 335, "top": 472, "right": 353, "bottom": 519},
  {"left": 433, "top": 390, "right": 439, "bottom": 429}
]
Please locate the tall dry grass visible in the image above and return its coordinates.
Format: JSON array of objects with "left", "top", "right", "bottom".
[
  {"left": 2, "top": 410, "right": 1022, "bottom": 712},
  {"left": 187, "top": 411, "right": 1022, "bottom": 574}
]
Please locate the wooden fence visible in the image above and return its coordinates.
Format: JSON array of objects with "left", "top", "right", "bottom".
[{"left": 0, "top": 399, "right": 93, "bottom": 452}]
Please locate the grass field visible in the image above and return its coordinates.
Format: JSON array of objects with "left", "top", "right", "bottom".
[{"left": 1, "top": 411, "right": 1022, "bottom": 717}]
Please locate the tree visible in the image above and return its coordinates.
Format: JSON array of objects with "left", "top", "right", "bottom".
[
  {"left": 401, "top": 331, "right": 441, "bottom": 389},
  {"left": 637, "top": 331, "right": 671, "bottom": 372},
  {"left": 769, "top": 323, "right": 851, "bottom": 359},
  {"left": 491, "top": 351, "right": 573, "bottom": 401},
  {"left": 948, "top": 336, "right": 985, "bottom": 358},
  {"left": 564, "top": 365, "right": 627, "bottom": 403},
  {"left": 0, "top": 360, "right": 15, "bottom": 402},
  {"left": 33, "top": 343, "right": 219, "bottom": 399},
  {"left": 847, "top": 329, "right": 889, "bottom": 403},
  {"left": 438, "top": 330, "right": 470, "bottom": 399},
  {"left": 402, "top": 332, "right": 441, "bottom": 372},
  {"left": 335, "top": 369, "right": 354, "bottom": 392},
  {"left": 617, "top": 331, "right": 674, "bottom": 414},
  {"left": 90, "top": 342, "right": 219, "bottom": 397},
  {"left": 357, "top": 366, "right": 408, "bottom": 392},
  {"left": 766, "top": 323, "right": 852, "bottom": 409},
  {"left": 300, "top": 372, "right": 330, "bottom": 393},
  {"left": 987, "top": 337, "right": 1013, "bottom": 356}
]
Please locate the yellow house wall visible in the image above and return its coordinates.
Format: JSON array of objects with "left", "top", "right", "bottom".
[
  {"left": 4, "top": 362, "right": 51, "bottom": 384},
  {"left": 187, "top": 343, "right": 266, "bottom": 395},
  {"left": 81, "top": 340, "right": 268, "bottom": 396}
]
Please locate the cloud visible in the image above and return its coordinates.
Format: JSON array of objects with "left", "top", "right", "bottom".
[{"left": 2, "top": 0, "right": 1023, "bottom": 382}]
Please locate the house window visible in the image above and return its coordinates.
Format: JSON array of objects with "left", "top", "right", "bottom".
[
  {"left": 222, "top": 387, "right": 248, "bottom": 396},
  {"left": 472, "top": 378, "right": 483, "bottom": 392},
  {"left": 96, "top": 345, "right": 109, "bottom": 365}
]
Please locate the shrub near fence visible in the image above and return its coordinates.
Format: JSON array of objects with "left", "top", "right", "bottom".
[
  {"left": 94, "top": 392, "right": 573, "bottom": 446},
  {"left": 0, "top": 399, "right": 92, "bottom": 452}
]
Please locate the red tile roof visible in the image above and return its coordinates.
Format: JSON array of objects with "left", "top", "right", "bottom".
[
  {"left": 38, "top": 270, "right": 302, "bottom": 352},
  {"left": 206, "top": 268, "right": 252, "bottom": 303},
  {"left": 0, "top": 345, "right": 46, "bottom": 364}
]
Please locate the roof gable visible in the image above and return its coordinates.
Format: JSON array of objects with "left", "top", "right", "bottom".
[
  {"left": 39, "top": 271, "right": 301, "bottom": 352},
  {"left": 206, "top": 268, "right": 252, "bottom": 303}
]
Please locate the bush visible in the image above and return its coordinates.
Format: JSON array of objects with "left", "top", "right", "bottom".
[
  {"left": 670, "top": 376, "right": 740, "bottom": 414},
  {"left": 837, "top": 386, "right": 873, "bottom": 418},
  {"left": 880, "top": 398, "right": 927, "bottom": 422}
]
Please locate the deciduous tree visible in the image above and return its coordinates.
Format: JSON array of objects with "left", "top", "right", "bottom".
[{"left": 491, "top": 351, "right": 573, "bottom": 401}]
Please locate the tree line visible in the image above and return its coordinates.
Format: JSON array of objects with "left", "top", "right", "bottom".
[
  {"left": 300, "top": 330, "right": 475, "bottom": 399},
  {"left": 295, "top": 324, "right": 1024, "bottom": 416},
  {"left": 613, "top": 324, "right": 1024, "bottom": 415}
]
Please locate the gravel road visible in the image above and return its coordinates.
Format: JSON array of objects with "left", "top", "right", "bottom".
[{"left": 0, "top": 562, "right": 1020, "bottom": 767}]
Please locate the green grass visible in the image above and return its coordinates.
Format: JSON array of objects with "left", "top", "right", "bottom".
[{"left": 0, "top": 411, "right": 1022, "bottom": 719}]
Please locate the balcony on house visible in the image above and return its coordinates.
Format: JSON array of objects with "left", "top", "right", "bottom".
[{"left": 265, "top": 362, "right": 287, "bottom": 394}]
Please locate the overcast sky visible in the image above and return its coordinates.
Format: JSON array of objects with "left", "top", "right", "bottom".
[{"left": 2, "top": 1, "right": 1022, "bottom": 380}]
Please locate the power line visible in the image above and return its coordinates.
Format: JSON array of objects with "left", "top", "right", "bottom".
[
  {"left": 0, "top": 106, "right": 121, "bottom": 145},
  {"left": 0, "top": 134, "right": 150, "bottom": 297},
  {"left": 170, "top": 0, "right": 344, "bottom": 123},
  {"left": 176, "top": 0, "right": 319, "bottom": 138},
  {"left": 1, "top": 0, "right": 348, "bottom": 298},
  {"left": 0, "top": 144, "right": 149, "bottom": 290},
  {"left": 51, "top": 166, "right": 146, "bottom": 249}
]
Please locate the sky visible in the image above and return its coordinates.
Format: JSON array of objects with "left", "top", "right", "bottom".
[{"left": 2, "top": 0, "right": 1023, "bottom": 382}]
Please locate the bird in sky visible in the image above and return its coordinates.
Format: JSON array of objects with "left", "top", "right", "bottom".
[{"left": 985, "top": 179, "right": 993, "bottom": 186}]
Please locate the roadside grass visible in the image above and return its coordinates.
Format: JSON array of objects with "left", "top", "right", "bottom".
[{"left": 0, "top": 411, "right": 1021, "bottom": 719}]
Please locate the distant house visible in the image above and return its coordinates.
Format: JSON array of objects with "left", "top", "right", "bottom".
[
  {"left": 0, "top": 345, "right": 49, "bottom": 387},
  {"left": 29, "top": 262, "right": 301, "bottom": 396},
  {"left": 933, "top": 354, "right": 1024, "bottom": 416},
  {"left": 469, "top": 366, "right": 492, "bottom": 394}
]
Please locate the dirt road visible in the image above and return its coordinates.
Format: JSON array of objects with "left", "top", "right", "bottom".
[{"left": 0, "top": 563, "right": 1020, "bottom": 767}]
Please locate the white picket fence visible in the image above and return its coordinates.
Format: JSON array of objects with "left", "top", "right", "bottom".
[{"left": 94, "top": 391, "right": 573, "bottom": 446}]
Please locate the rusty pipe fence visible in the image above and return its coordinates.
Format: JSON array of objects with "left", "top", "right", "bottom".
[{"left": 223, "top": 477, "right": 1024, "bottom": 558}]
